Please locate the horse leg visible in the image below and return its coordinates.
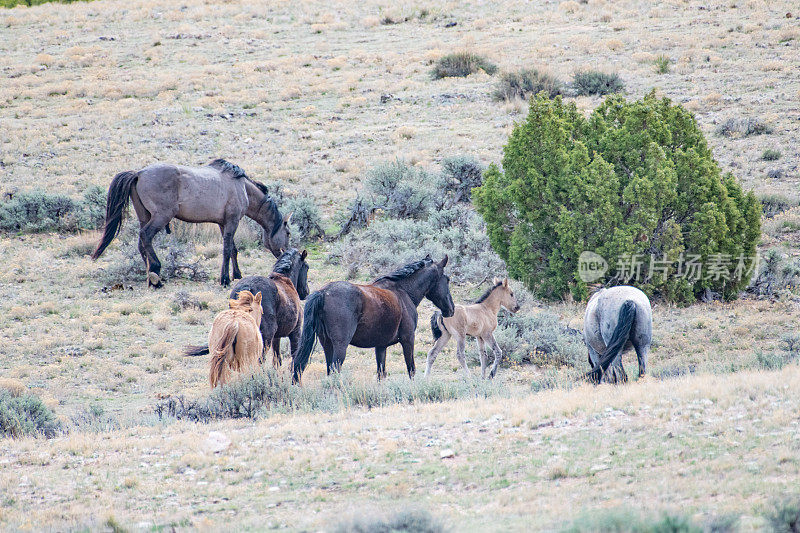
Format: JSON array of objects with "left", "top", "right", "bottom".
[
  {"left": 424, "top": 330, "right": 451, "bottom": 377},
  {"left": 455, "top": 335, "right": 470, "bottom": 378},
  {"left": 231, "top": 241, "right": 242, "bottom": 280},
  {"left": 476, "top": 338, "right": 490, "bottom": 379},
  {"left": 400, "top": 334, "right": 416, "bottom": 379},
  {"left": 219, "top": 223, "right": 236, "bottom": 287},
  {"left": 375, "top": 346, "right": 388, "bottom": 380},
  {"left": 271, "top": 336, "right": 282, "bottom": 369},
  {"left": 634, "top": 343, "right": 649, "bottom": 378},
  {"left": 288, "top": 326, "right": 302, "bottom": 364},
  {"left": 320, "top": 334, "right": 335, "bottom": 375},
  {"left": 330, "top": 342, "right": 348, "bottom": 374},
  {"left": 487, "top": 334, "right": 503, "bottom": 379},
  {"left": 139, "top": 215, "right": 171, "bottom": 288}
]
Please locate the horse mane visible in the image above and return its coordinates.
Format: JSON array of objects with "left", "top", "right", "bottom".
[
  {"left": 374, "top": 258, "right": 433, "bottom": 283},
  {"left": 271, "top": 249, "right": 298, "bottom": 275},
  {"left": 242, "top": 177, "right": 283, "bottom": 236},
  {"left": 229, "top": 289, "right": 256, "bottom": 310},
  {"left": 209, "top": 158, "right": 247, "bottom": 179},
  {"left": 475, "top": 281, "right": 503, "bottom": 303},
  {"left": 247, "top": 177, "right": 269, "bottom": 195}
]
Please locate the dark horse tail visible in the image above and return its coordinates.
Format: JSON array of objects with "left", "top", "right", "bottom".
[
  {"left": 430, "top": 310, "right": 444, "bottom": 341},
  {"left": 184, "top": 345, "right": 210, "bottom": 357},
  {"left": 292, "top": 291, "right": 325, "bottom": 384},
  {"left": 585, "top": 300, "right": 636, "bottom": 384},
  {"left": 91, "top": 170, "right": 138, "bottom": 260}
]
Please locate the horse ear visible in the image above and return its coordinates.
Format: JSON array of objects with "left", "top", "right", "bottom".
[
  {"left": 300, "top": 249, "right": 308, "bottom": 261},
  {"left": 254, "top": 292, "right": 262, "bottom": 304},
  {"left": 424, "top": 253, "right": 432, "bottom": 261},
  {"left": 438, "top": 255, "right": 448, "bottom": 268},
  {"left": 492, "top": 277, "right": 499, "bottom": 285},
  {"left": 283, "top": 212, "right": 293, "bottom": 225},
  {"left": 503, "top": 277, "right": 509, "bottom": 287}
]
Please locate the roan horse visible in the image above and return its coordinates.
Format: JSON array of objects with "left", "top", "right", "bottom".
[
  {"left": 583, "top": 285, "right": 652, "bottom": 384},
  {"left": 207, "top": 290, "right": 264, "bottom": 388},
  {"left": 185, "top": 248, "right": 309, "bottom": 369},
  {"left": 91, "top": 159, "right": 291, "bottom": 287},
  {"left": 292, "top": 255, "right": 455, "bottom": 383},
  {"left": 425, "top": 277, "right": 520, "bottom": 379}
]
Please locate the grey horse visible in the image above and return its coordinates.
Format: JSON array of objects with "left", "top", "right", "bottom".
[
  {"left": 91, "top": 159, "right": 291, "bottom": 287},
  {"left": 583, "top": 285, "right": 652, "bottom": 383}
]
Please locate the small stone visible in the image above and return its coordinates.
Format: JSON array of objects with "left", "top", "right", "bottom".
[
  {"left": 204, "top": 431, "right": 231, "bottom": 453},
  {"left": 268, "top": 486, "right": 280, "bottom": 492},
  {"left": 440, "top": 449, "right": 455, "bottom": 459}
]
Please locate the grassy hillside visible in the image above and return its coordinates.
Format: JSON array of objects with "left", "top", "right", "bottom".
[{"left": 1, "top": 0, "right": 799, "bottom": 530}]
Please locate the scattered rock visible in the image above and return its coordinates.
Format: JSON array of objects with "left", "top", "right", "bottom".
[
  {"left": 440, "top": 449, "right": 455, "bottom": 459},
  {"left": 380, "top": 94, "right": 395, "bottom": 104},
  {"left": 204, "top": 431, "right": 231, "bottom": 453}
]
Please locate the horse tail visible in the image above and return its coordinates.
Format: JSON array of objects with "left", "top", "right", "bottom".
[
  {"left": 430, "top": 310, "right": 444, "bottom": 341},
  {"left": 209, "top": 321, "right": 240, "bottom": 388},
  {"left": 91, "top": 170, "right": 138, "bottom": 260},
  {"left": 292, "top": 291, "right": 325, "bottom": 384},
  {"left": 585, "top": 300, "right": 637, "bottom": 384},
  {"left": 184, "top": 344, "right": 209, "bottom": 357}
]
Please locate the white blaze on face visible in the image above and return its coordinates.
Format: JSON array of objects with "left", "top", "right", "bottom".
[{"left": 578, "top": 251, "right": 608, "bottom": 283}]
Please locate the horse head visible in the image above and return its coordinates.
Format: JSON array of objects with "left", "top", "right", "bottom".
[{"left": 426, "top": 255, "right": 455, "bottom": 318}]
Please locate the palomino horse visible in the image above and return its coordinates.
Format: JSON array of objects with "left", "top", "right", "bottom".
[
  {"left": 91, "top": 159, "right": 291, "bottom": 287},
  {"left": 207, "top": 290, "right": 263, "bottom": 388},
  {"left": 583, "top": 285, "right": 652, "bottom": 384},
  {"left": 425, "top": 277, "right": 520, "bottom": 379},
  {"left": 185, "top": 249, "right": 309, "bottom": 369},
  {"left": 292, "top": 255, "right": 455, "bottom": 383}
]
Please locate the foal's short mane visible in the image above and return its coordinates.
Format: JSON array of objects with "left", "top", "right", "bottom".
[
  {"left": 374, "top": 258, "right": 433, "bottom": 283},
  {"left": 209, "top": 158, "right": 247, "bottom": 179},
  {"left": 272, "top": 249, "right": 298, "bottom": 275},
  {"left": 475, "top": 281, "right": 503, "bottom": 303}
]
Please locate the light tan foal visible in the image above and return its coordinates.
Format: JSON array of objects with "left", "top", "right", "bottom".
[{"left": 425, "top": 277, "right": 520, "bottom": 379}]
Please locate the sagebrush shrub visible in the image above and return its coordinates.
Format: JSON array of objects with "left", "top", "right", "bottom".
[
  {"left": 431, "top": 52, "right": 497, "bottom": 79},
  {"left": 333, "top": 509, "right": 445, "bottom": 533},
  {"left": 438, "top": 156, "right": 484, "bottom": 206},
  {"left": 572, "top": 70, "right": 624, "bottom": 95},
  {"left": 717, "top": 117, "right": 773, "bottom": 138},
  {"left": 653, "top": 55, "right": 671, "bottom": 74},
  {"left": 155, "top": 369, "right": 502, "bottom": 422},
  {"left": 759, "top": 193, "right": 795, "bottom": 219},
  {"left": 474, "top": 93, "right": 761, "bottom": 302},
  {"left": 491, "top": 311, "right": 584, "bottom": 367},
  {"left": 285, "top": 195, "right": 325, "bottom": 242},
  {"left": 747, "top": 249, "right": 800, "bottom": 298},
  {"left": 0, "top": 187, "right": 106, "bottom": 234},
  {"left": 493, "top": 69, "right": 562, "bottom": 101},
  {"left": 761, "top": 149, "right": 781, "bottom": 161},
  {"left": 365, "top": 161, "right": 434, "bottom": 219},
  {"left": 0, "top": 388, "right": 60, "bottom": 438},
  {"left": 767, "top": 497, "right": 800, "bottom": 533}
]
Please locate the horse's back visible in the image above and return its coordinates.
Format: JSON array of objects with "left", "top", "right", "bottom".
[
  {"left": 135, "top": 163, "right": 242, "bottom": 223},
  {"left": 320, "top": 281, "right": 403, "bottom": 347}
]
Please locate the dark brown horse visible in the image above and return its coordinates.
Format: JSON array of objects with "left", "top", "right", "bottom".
[
  {"left": 185, "top": 248, "right": 309, "bottom": 368},
  {"left": 292, "top": 255, "right": 455, "bottom": 384},
  {"left": 91, "top": 159, "right": 291, "bottom": 287}
]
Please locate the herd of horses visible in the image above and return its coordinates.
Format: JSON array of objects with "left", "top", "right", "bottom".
[{"left": 91, "top": 159, "right": 653, "bottom": 388}]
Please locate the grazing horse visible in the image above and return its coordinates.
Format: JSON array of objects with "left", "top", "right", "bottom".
[
  {"left": 425, "top": 277, "right": 520, "bottom": 379},
  {"left": 207, "top": 290, "right": 263, "bottom": 388},
  {"left": 91, "top": 159, "right": 291, "bottom": 287},
  {"left": 583, "top": 285, "right": 652, "bottom": 384},
  {"left": 292, "top": 255, "right": 455, "bottom": 384},
  {"left": 185, "top": 249, "right": 309, "bottom": 369}
]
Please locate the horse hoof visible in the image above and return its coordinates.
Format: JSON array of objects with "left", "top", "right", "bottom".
[{"left": 148, "top": 272, "right": 162, "bottom": 288}]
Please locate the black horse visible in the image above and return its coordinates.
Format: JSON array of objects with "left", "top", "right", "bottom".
[
  {"left": 292, "top": 255, "right": 455, "bottom": 383},
  {"left": 186, "top": 248, "right": 309, "bottom": 366}
]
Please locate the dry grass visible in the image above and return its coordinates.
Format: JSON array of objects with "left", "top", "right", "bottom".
[{"left": 1, "top": 0, "right": 800, "bottom": 529}]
